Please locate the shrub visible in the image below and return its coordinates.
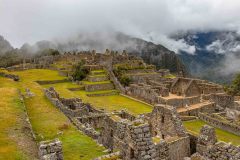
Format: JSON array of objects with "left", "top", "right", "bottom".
[
  {"left": 225, "top": 73, "right": 240, "bottom": 96},
  {"left": 120, "top": 76, "right": 132, "bottom": 86},
  {"left": 72, "top": 61, "right": 89, "bottom": 81}
]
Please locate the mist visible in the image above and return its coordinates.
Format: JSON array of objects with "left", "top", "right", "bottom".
[{"left": 1, "top": 0, "right": 240, "bottom": 53}]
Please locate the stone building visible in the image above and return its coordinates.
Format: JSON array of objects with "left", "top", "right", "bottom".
[{"left": 171, "top": 78, "right": 201, "bottom": 97}]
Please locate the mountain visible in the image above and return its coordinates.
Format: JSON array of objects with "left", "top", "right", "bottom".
[
  {"left": 53, "top": 33, "right": 187, "bottom": 75},
  {"left": 172, "top": 31, "right": 240, "bottom": 83},
  {"left": 0, "top": 33, "right": 187, "bottom": 75},
  {"left": 0, "top": 35, "right": 13, "bottom": 55}
]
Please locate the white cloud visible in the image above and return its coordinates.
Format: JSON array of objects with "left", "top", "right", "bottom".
[
  {"left": 1, "top": 0, "right": 240, "bottom": 49},
  {"left": 206, "top": 32, "right": 240, "bottom": 54}
]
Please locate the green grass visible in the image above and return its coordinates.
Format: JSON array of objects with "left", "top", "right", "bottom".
[
  {"left": 183, "top": 120, "right": 240, "bottom": 146},
  {"left": 44, "top": 81, "right": 152, "bottom": 115},
  {"left": 88, "top": 74, "right": 107, "bottom": 78},
  {"left": 74, "top": 91, "right": 152, "bottom": 115},
  {"left": 0, "top": 69, "right": 106, "bottom": 160},
  {"left": 41, "top": 78, "right": 152, "bottom": 115},
  {"left": 90, "top": 70, "right": 106, "bottom": 75},
  {"left": 163, "top": 74, "right": 176, "bottom": 79},
  {"left": 0, "top": 87, "right": 37, "bottom": 159}
]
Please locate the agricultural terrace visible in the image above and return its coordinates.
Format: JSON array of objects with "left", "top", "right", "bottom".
[
  {"left": 42, "top": 82, "right": 153, "bottom": 115},
  {"left": 0, "top": 86, "right": 38, "bottom": 159},
  {"left": 0, "top": 69, "right": 106, "bottom": 160}
]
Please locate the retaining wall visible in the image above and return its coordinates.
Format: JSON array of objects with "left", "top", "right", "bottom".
[{"left": 199, "top": 112, "right": 240, "bottom": 136}]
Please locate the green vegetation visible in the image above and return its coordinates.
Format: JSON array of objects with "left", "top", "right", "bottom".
[
  {"left": 0, "top": 69, "right": 105, "bottom": 160},
  {"left": 225, "top": 73, "right": 240, "bottom": 96},
  {"left": 0, "top": 87, "right": 37, "bottom": 159},
  {"left": 183, "top": 120, "right": 240, "bottom": 146},
  {"left": 119, "top": 76, "right": 132, "bottom": 86},
  {"left": 38, "top": 48, "right": 60, "bottom": 56},
  {"left": 90, "top": 70, "right": 106, "bottom": 75},
  {"left": 163, "top": 74, "right": 176, "bottom": 79},
  {"left": 72, "top": 61, "right": 89, "bottom": 81},
  {"left": 40, "top": 78, "right": 152, "bottom": 115},
  {"left": 0, "top": 69, "right": 151, "bottom": 159}
]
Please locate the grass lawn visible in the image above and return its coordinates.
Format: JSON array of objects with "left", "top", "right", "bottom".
[
  {"left": 0, "top": 87, "right": 38, "bottom": 160},
  {"left": 72, "top": 90, "right": 153, "bottom": 115},
  {"left": 42, "top": 81, "right": 152, "bottom": 115},
  {"left": 183, "top": 120, "right": 240, "bottom": 146},
  {"left": 0, "top": 69, "right": 106, "bottom": 160}
]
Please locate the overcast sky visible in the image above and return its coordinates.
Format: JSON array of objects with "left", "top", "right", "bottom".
[{"left": 1, "top": 0, "right": 240, "bottom": 51}]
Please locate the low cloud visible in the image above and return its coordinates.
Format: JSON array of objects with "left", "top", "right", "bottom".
[
  {"left": 206, "top": 32, "right": 240, "bottom": 54},
  {"left": 1, "top": 0, "right": 240, "bottom": 50}
]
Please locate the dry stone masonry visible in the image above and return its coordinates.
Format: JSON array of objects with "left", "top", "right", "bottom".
[
  {"left": 39, "top": 139, "right": 63, "bottom": 160},
  {"left": 16, "top": 50, "right": 239, "bottom": 160}
]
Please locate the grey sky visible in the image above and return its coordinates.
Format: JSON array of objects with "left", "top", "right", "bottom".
[{"left": 1, "top": 0, "right": 240, "bottom": 51}]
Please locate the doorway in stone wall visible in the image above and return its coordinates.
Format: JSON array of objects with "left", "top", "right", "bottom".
[{"left": 130, "top": 147, "right": 135, "bottom": 159}]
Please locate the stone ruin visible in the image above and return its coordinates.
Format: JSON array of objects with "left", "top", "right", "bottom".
[
  {"left": 0, "top": 71, "right": 19, "bottom": 81},
  {"left": 25, "top": 88, "right": 35, "bottom": 98},
  {"left": 45, "top": 87, "right": 96, "bottom": 117},
  {"left": 185, "top": 125, "right": 240, "bottom": 160},
  {"left": 43, "top": 87, "right": 193, "bottom": 160},
  {"left": 19, "top": 51, "right": 238, "bottom": 159},
  {"left": 39, "top": 139, "right": 63, "bottom": 160}
]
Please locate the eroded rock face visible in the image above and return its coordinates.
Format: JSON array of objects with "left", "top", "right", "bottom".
[{"left": 39, "top": 139, "right": 63, "bottom": 160}]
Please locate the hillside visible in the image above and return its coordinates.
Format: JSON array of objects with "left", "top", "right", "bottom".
[
  {"left": 0, "top": 35, "right": 13, "bottom": 55},
  {"left": 0, "top": 33, "right": 187, "bottom": 75}
]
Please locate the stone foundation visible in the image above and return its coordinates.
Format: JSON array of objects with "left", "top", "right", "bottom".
[
  {"left": 39, "top": 139, "right": 63, "bottom": 160},
  {"left": 85, "top": 83, "right": 114, "bottom": 92},
  {"left": 198, "top": 112, "right": 240, "bottom": 136}
]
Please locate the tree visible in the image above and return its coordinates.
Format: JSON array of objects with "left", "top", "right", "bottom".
[
  {"left": 72, "top": 61, "right": 89, "bottom": 81},
  {"left": 225, "top": 73, "right": 240, "bottom": 96}
]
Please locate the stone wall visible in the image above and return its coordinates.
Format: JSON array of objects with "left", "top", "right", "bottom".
[
  {"left": 158, "top": 96, "right": 200, "bottom": 109},
  {"left": 44, "top": 87, "right": 94, "bottom": 118},
  {"left": 126, "top": 84, "right": 160, "bottom": 104},
  {"left": 149, "top": 104, "right": 187, "bottom": 138},
  {"left": 39, "top": 139, "right": 63, "bottom": 160},
  {"left": 87, "top": 75, "right": 108, "bottom": 82},
  {"left": 36, "top": 79, "right": 69, "bottom": 85},
  {"left": 203, "top": 142, "right": 240, "bottom": 160},
  {"left": 210, "top": 93, "right": 234, "bottom": 109},
  {"left": 155, "top": 141, "right": 170, "bottom": 160},
  {"left": 71, "top": 117, "right": 100, "bottom": 139},
  {"left": 0, "top": 72, "right": 19, "bottom": 81},
  {"left": 198, "top": 112, "right": 240, "bottom": 136},
  {"left": 107, "top": 68, "right": 126, "bottom": 93},
  {"left": 178, "top": 102, "right": 215, "bottom": 116},
  {"left": 85, "top": 83, "right": 114, "bottom": 92},
  {"left": 195, "top": 125, "right": 240, "bottom": 160},
  {"left": 168, "top": 136, "right": 190, "bottom": 160},
  {"left": 94, "top": 152, "right": 120, "bottom": 160},
  {"left": 121, "top": 120, "right": 158, "bottom": 160}
]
